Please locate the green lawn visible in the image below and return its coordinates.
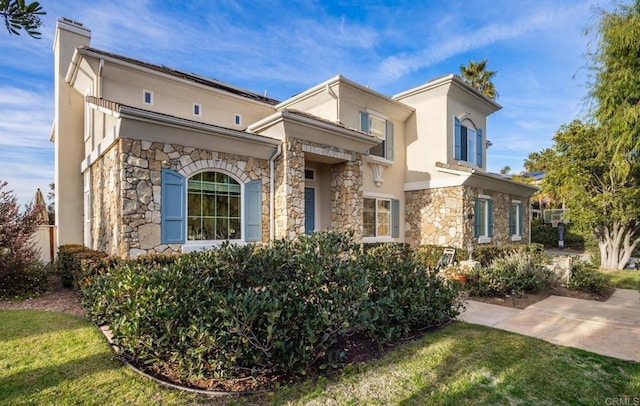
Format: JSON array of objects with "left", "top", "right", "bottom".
[
  {"left": 2, "top": 310, "right": 639, "bottom": 405},
  {"left": 604, "top": 269, "right": 640, "bottom": 290}
]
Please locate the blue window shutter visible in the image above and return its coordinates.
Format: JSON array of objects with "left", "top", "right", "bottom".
[
  {"left": 473, "top": 199, "right": 480, "bottom": 238},
  {"left": 360, "top": 112, "right": 369, "bottom": 133},
  {"left": 161, "top": 169, "right": 185, "bottom": 244},
  {"left": 391, "top": 199, "right": 400, "bottom": 238},
  {"left": 488, "top": 200, "right": 494, "bottom": 237},
  {"left": 245, "top": 179, "right": 262, "bottom": 242},
  {"left": 509, "top": 204, "right": 515, "bottom": 235},
  {"left": 518, "top": 203, "right": 524, "bottom": 236},
  {"left": 385, "top": 120, "right": 394, "bottom": 161},
  {"left": 477, "top": 128, "right": 483, "bottom": 167},
  {"left": 454, "top": 117, "right": 461, "bottom": 160}
]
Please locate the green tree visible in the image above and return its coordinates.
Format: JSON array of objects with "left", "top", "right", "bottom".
[
  {"left": 543, "top": 120, "right": 640, "bottom": 270},
  {"left": 499, "top": 165, "right": 511, "bottom": 175},
  {"left": 1, "top": 0, "right": 45, "bottom": 38},
  {"left": 459, "top": 59, "right": 498, "bottom": 100}
]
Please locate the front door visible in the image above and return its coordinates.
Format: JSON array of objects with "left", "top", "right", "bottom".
[{"left": 304, "top": 187, "right": 315, "bottom": 234}]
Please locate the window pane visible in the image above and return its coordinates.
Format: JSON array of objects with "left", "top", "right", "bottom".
[
  {"left": 369, "top": 116, "right": 385, "bottom": 139},
  {"left": 460, "top": 126, "right": 468, "bottom": 161},
  {"left": 477, "top": 200, "right": 487, "bottom": 236},
  {"left": 369, "top": 141, "right": 385, "bottom": 158},
  {"left": 467, "top": 128, "right": 476, "bottom": 164},
  {"left": 377, "top": 200, "right": 390, "bottom": 237},
  {"left": 187, "top": 171, "right": 241, "bottom": 241},
  {"left": 363, "top": 198, "right": 376, "bottom": 237}
]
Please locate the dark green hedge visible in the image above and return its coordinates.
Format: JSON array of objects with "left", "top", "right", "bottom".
[
  {"left": 55, "top": 244, "right": 108, "bottom": 288},
  {"left": 76, "top": 233, "right": 463, "bottom": 380},
  {"left": 531, "top": 218, "right": 585, "bottom": 249}
]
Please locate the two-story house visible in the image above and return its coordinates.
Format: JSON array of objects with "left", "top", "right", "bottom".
[{"left": 52, "top": 18, "right": 536, "bottom": 258}]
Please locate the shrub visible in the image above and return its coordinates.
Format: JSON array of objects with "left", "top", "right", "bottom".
[
  {"left": 0, "top": 181, "right": 48, "bottom": 299},
  {"left": 413, "top": 245, "right": 468, "bottom": 269},
  {"left": 360, "top": 243, "right": 463, "bottom": 345},
  {"left": 566, "top": 261, "right": 611, "bottom": 295},
  {"left": 55, "top": 244, "right": 107, "bottom": 288},
  {"left": 471, "top": 243, "right": 544, "bottom": 267},
  {"left": 466, "top": 251, "right": 555, "bottom": 297},
  {"left": 79, "top": 232, "right": 463, "bottom": 380},
  {"left": 531, "top": 218, "right": 586, "bottom": 249}
]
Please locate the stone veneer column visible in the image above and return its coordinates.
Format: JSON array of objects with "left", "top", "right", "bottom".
[
  {"left": 330, "top": 154, "right": 363, "bottom": 242},
  {"left": 274, "top": 139, "right": 305, "bottom": 239}
]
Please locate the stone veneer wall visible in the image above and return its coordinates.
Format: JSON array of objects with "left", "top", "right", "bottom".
[
  {"left": 405, "top": 186, "right": 530, "bottom": 248},
  {"left": 90, "top": 139, "right": 270, "bottom": 258},
  {"left": 405, "top": 186, "right": 465, "bottom": 247},
  {"left": 330, "top": 157, "right": 363, "bottom": 241},
  {"left": 89, "top": 142, "right": 121, "bottom": 256}
]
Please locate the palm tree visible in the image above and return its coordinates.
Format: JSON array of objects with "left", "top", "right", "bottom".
[
  {"left": 500, "top": 165, "right": 511, "bottom": 175},
  {"left": 459, "top": 59, "right": 498, "bottom": 100}
]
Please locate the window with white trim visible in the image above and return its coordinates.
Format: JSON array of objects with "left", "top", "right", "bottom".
[
  {"left": 509, "top": 201, "right": 524, "bottom": 239},
  {"left": 193, "top": 103, "right": 201, "bottom": 117},
  {"left": 360, "top": 111, "right": 394, "bottom": 160},
  {"left": 474, "top": 197, "right": 493, "bottom": 242},
  {"left": 187, "top": 172, "right": 241, "bottom": 241},
  {"left": 363, "top": 197, "right": 390, "bottom": 238},
  {"left": 143, "top": 89, "right": 153, "bottom": 105},
  {"left": 234, "top": 114, "right": 242, "bottom": 126},
  {"left": 454, "top": 117, "right": 483, "bottom": 166}
]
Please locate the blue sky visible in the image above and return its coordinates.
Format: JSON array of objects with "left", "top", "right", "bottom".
[{"left": 0, "top": 0, "right": 615, "bottom": 207}]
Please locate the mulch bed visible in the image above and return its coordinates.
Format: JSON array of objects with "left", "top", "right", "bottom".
[{"left": 468, "top": 285, "right": 615, "bottom": 310}]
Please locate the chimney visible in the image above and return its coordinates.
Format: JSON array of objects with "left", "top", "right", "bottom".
[{"left": 53, "top": 18, "right": 91, "bottom": 247}]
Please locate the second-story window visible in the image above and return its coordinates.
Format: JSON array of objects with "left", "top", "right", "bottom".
[
  {"left": 360, "top": 111, "right": 394, "bottom": 161},
  {"left": 193, "top": 103, "right": 201, "bottom": 117},
  {"left": 454, "top": 117, "right": 483, "bottom": 167},
  {"left": 143, "top": 89, "right": 153, "bottom": 105}
]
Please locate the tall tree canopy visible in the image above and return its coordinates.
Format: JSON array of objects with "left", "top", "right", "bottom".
[
  {"left": 1, "top": 0, "right": 44, "bottom": 38},
  {"left": 459, "top": 59, "right": 498, "bottom": 100},
  {"left": 542, "top": 121, "right": 640, "bottom": 269},
  {"left": 534, "top": 1, "right": 640, "bottom": 270},
  {"left": 589, "top": 0, "right": 640, "bottom": 179}
]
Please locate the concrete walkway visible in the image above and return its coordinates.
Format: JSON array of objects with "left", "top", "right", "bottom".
[{"left": 458, "top": 289, "right": 640, "bottom": 362}]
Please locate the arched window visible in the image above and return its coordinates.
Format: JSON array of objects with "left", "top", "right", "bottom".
[{"left": 187, "top": 171, "right": 241, "bottom": 240}]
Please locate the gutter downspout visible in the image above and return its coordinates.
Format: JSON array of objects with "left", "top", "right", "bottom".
[
  {"left": 269, "top": 145, "right": 282, "bottom": 241},
  {"left": 325, "top": 84, "right": 339, "bottom": 122}
]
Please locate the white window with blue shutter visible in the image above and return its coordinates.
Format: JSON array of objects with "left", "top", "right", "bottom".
[
  {"left": 453, "top": 115, "right": 484, "bottom": 168},
  {"left": 363, "top": 196, "right": 400, "bottom": 241},
  {"left": 509, "top": 200, "right": 523, "bottom": 241},
  {"left": 473, "top": 195, "right": 493, "bottom": 244},
  {"left": 360, "top": 111, "right": 394, "bottom": 161},
  {"left": 161, "top": 169, "right": 263, "bottom": 247}
]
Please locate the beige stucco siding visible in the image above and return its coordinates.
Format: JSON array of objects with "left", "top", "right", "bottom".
[{"left": 100, "top": 64, "right": 274, "bottom": 130}]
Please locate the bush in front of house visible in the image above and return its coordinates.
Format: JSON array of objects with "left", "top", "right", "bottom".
[
  {"left": 55, "top": 244, "right": 108, "bottom": 288},
  {"left": 471, "top": 243, "right": 545, "bottom": 268},
  {"left": 0, "top": 181, "right": 49, "bottom": 299},
  {"left": 361, "top": 243, "right": 463, "bottom": 345},
  {"left": 79, "top": 232, "right": 462, "bottom": 380},
  {"left": 466, "top": 250, "right": 555, "bottom": 297},
  {"left": 565, "top": 261, "right": 611, "bottom": 295},
  {"left": 413, "top": 245, "right": 468, "bottom": 269},
  {"left": 530, "top": 218, "right": 586, "bottom": 250}
]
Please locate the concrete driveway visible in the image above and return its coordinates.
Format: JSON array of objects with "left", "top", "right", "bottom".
[{"left": 458, "top": 289, "right": 640, "bottom": 362}]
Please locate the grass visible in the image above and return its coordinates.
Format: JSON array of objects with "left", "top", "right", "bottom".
[
  {"left": 604, "top": 269, "right": 640, "bottom": 290},
  {"left": 0, "top": 310, "right": 203, "bottom": 405},
  {"left": 2, "top": 310, "right": 639, "bottom": 405}
]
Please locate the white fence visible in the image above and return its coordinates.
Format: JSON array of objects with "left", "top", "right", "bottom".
[{"left": 32, "top": 225, "right": 56, "bottom": 263}]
